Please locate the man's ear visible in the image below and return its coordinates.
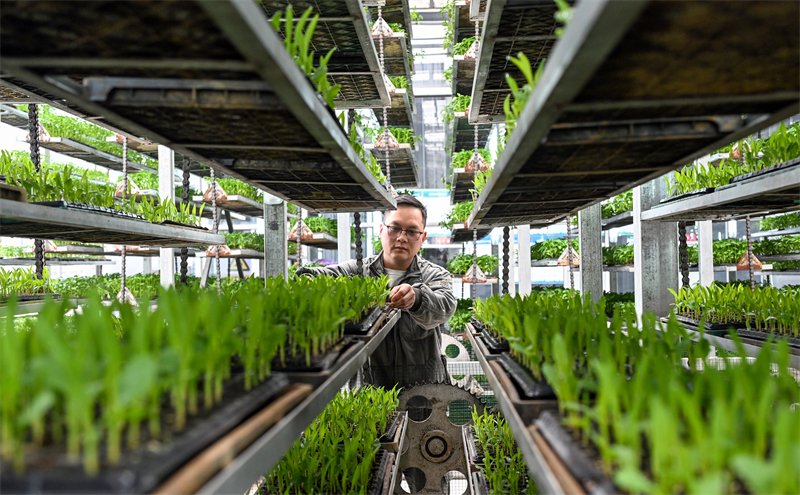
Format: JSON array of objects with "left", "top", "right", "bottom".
[{"left": 420, "top": 231, "right": 427, "bottom": 243}]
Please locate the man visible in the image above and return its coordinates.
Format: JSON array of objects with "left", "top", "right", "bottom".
[{"left": 296, "top": 195, "right": 457, "bottom": 389}]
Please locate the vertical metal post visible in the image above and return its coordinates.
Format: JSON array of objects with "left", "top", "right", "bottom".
[
  {"left": 678, "top": 221, "right": 690, "bottom": 288},
  {"left": 579, "top": 204, "right": 602, "bottom": 302},
  {"left": 634, "top": 178, "right": 678, "bottom": 317},
  {"left": 354, "top": 212, "right": 363, "bottom": 274},
  {"left": 263, "top": 193, "right": 287, "bottom": 279},
  {"left": 697, "top": 220, "right": 714, "bottom": 286},
  {"left": 180, "top": 157, "right": 190, "bottom": 286},
  {"left": 377, "top": 5, "right": 391, "bottom": 189},
  {"left": 567, "top": 215, "right": 574, "bottom": 290},
  {"left": 210, "top": 168, "right": 221, "bottom": 294},
  {"left": 158, "top": 146, "right": 175, "bottom": 289},
  {"left": 471, "top": 229, "right": 477, "bottom": 305},
  {"left": 337, "top": 213, "right": 352, "bottom": 263},
  {"left": 224, "top": 210, "right": 245, "bottom": 279},
  {"left": 502, "top": 226, "right": 510, "bottom": 294},
  {"left": 517, "top": 225, "right": 531, "bottom": 296},
  {"left": 28, "top": 104, "right": 45, "bottom": 279},
  {"left": 120, "top": 137, "right": 128, "bottom": 299},
  {"left": 746, "top": 215, "right": 755, "bottom": 291}
]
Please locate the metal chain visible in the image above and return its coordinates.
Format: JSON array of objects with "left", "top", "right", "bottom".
[
  {"left": 297, "top": 209, "right": 304, "bottom": 269},
  {"left": 378, "top": 6, "right": 391, "bottom": 189},
  {"left": 210, "top": 168, "right": 221, "bottom": 295},
  {"left": 746, "top": 215, "right": 755, "bottom": 291},
  {"left": 354, "top": 212, "right": 363, "bottom": 274},
  {"left": 678, "top": 221, "right": 689, "bottom": 288},
  {"left": 502, "top": 226, "right": 510, "bottom": 294},
  {"left": 469, "top": 18, "right": 481, "bottom": 311},
  {"left": 180, "top": 157, "right": 190, "bottom": 286},
  {"left": 29, "top": 104, "right": 45, "bottom": 279},
  {"left": 121, "top": 137, "right": 128, "bottom": 297},
  {"left": 567, "top": 215, "right": 574, "bottom": 290}
]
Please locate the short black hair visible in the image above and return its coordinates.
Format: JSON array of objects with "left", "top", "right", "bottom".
[{"left": 386, "top": 194, "right": 427, "bottom": 227}]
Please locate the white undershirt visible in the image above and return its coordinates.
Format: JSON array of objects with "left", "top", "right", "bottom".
[{"left": 385, "top": 268, "right": 407, "bottom": 288}]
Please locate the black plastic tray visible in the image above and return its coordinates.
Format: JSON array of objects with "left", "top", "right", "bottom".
[
  {"left": 271, "top": 336, "right": 353, "bottom": 372},
  {"left": 675, "top": 314, "right": 744, "bottom": 333},
  {"left": 481, "top": 331, "right": 510, "bottom": 353},
  {"left": 345, "top": 306, "right": 385, "bottom": 336},
  {"left": 737, "top": 328, "right": 800, "bottom": 349},
  {"left": 470, "top": 317, "right": 486, "bottom": 333},
  {"left": 535, "top": 411, "right": 616, "bottom": 495},
  {"left": 465, "top": 426, "right": 484, "bottom": 466},
  {"left": 1, "top": 293, "right": 61, "bottom": 303},
  {"left": 33, "top": 201, "right": 146, "bottom": 220},
  {"left": 0, "top": 373, "right": 290, "bottom": 494},
  {"left": 659, "top": 187, "right": 715, "bottom": 204},
  {"left": 379, "top": 412, "right": 403, "bottom": 444},
  {"left": 729, "top": 157, "right": 800, "bottom": 184},
  {"left": 498, "top": 353, "right": 557, "bottom": 400}
]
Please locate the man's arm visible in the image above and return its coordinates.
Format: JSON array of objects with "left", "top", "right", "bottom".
[
  {"left": 295, "top": 259, "right": 359, "bottom": 278},
  {"left": 403, "top": 265, "right": 457, "bottom": 337}
]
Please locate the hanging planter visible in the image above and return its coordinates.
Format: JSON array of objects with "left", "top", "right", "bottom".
[
  {"left": 374, "top": 128, "right": 400, "bottom": 150},
  {"left": 463, "top": 40, "right": 479, "bottom": 60},
  {"left": 115, "top": 179, "right": 142, "bottom": 198},
  {"left": 202, "top": 182, "right": 228, "bottom": 203},
  {"left": 736, "top": 251, "right": 763, "bottom": 270},
  {"left": 556, "top": 245, "right": 579, "bottom": 266},
  {"left": 206, "top": 245, "right": 232, "bottom": 257},
  {"left": 462, "top": 262, "right": 487, "bottom": 283},
  {"left": 371, "top": 17, "right": 394, "bottom": 38},
  {"left": 465, "top": 151, "right": 490, "bottom": 172}
]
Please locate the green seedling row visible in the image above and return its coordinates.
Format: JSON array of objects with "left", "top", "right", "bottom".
[
  {"left": 224, "top": 232, "right": 264, "bottom": 251},
  {"left": 389, "top": 76, "right": 409, "bottom": 89},
  {"left": 671, "top": 284, "right": 800, "bottom": 336},
  {"left": 447, "top": 254, "right": 499, "bottom": 275},
  {"left": 471, "top": 409, "right": 536, "bottom": 494},
  {"left": 452, "top": 36, "right": 475, "bottom": 56},
  {"left": 530, "top": 238, "right": 579, "bottom": 260},
  {"left": 474, "top": 292, "right": 800, "bottom": 494},
  {"left": 386, "top": 127, "right": 420, "bottom": 145},
  {"left": 601, "top": 191, "right": 633, "bottom": 219},
  {"left": 290, "top": 216, "right": 338, "bottom": 237},
  {"left": 759, "top": 212, "right": 800, "bottom": 231},
  {"left": 262, "top": 386, "right": 398, "bottom": 494},
  {"left": 603, "top": 245, "right": 634, "bottom": 266},
  {"left": 441, "top": 201, "right": 473, "bottom": 230},
  {"left": 214, "top": 178, "right": 264, "bottom": 203},
  {"left": 0, "top": 267, "right": 51, "bottom": 298},
  {"left": 450, "top": 149, "right": 491, "bottom": 169},
  {"left": 443, "top": 94, "right": 471, "bottom": 124},
  {"left": 1, "top": 276, "right": 389, "bottom": 474}
]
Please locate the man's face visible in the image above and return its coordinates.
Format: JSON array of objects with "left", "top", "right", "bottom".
[{"left": 380, "top": 205, "right": 427, "bottom": 265}]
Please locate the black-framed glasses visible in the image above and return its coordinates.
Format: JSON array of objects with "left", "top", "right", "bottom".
[{"left": 383, "top": 224, "right": 423, "bottom": 241}]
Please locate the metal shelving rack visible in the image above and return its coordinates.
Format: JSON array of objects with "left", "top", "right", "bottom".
[
  {"left": 366, "top": 143, "right": 420, "bottom": 188},
  {"left": 385, "top": 89, "right": 415, "bottom": 128},
  {"left": 468, "top": 0, "right": 799, "bottom": 230},
  {"left": 451, "top": 56, "right": 475, "bottom": 97},
  {"left": 450, "top": 225, "right": 492, "bottom": 244},
  {"left": 192, "top": 195, "right": 264, "bottom": 218},
  {"left": 15, "top": 136, "right": 157, "bottom": 174},
  {"left": 449, "top": 168, "right": 476, "bottom": 205},
  {"left": 1, "top": 0, "right": 396, "bottom": 214},
  {"left": 0, "top": 199, "right": 224, "bottom": 247},
  {"left": 450, "top": 114, "right": 491, "bottom": 153},
  {"left": 601, "top": 210, "right": 633, "bottom": 231}
]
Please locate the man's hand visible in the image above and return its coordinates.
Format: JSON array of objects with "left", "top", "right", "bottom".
[{"left": 389, "top": 284, "right": 416, "bottom": 310}]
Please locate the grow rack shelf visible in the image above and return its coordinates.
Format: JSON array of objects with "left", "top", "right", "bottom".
[
  {"left": 192, "top": 195, "right": 263, "bottom": 218},
  {"left": 451, "top": 56, "right": 475, "bottom": 97},
  {"left": 374, "top": 34, "right": 414, "bottom": 82},
  {"left": 450, "top": 168, "right": 477, "bottom": 205},
  {"left": 450, "top": 113, "right": 492, "bottom": 153},
  {"left": 450, "top": 225, "right": 492, "bottom": 244},
  {"left": 0, "top": 103, "right": 29, "bottom": 129},
  {"left": 0, "top": 199, "right": 225, "bottom": 247},
  {"left": 760, "top": 254, "right": 800, "bottom": 262},
  {"left": 103, "top": 248, "right": 202, "bottom": 257},
  {"left": 641, "top": 160, "right": 800, "bottom": 222},
  {"left": 450, "top": 276, "right": 498, "bottom": 284},
  {"left": 16, "top": 137, "right": 156, "bottom": 174},
  {"left": 196, "top": 249, "right": 264, "bottom": 259},
  {"left": 1, "top": 0, "right": 396, "bottom": 214},
  {"left": 385, "top": 89, "right": 414, "bottom": 128},
  {"left": 452, "top": 1, "right": 475, "bottom": 48},
  {"left": 288, "top": 232, "right": 339, "bottom": 250},
  {"left": 365, "top": 0, "right": 414, "bottom": 40},
  {"left": 468, "top": 0, "right": 800, "bottom": 229},
  {"left": 366, "top": 144, "right": 420, "bottom": 188},
  {"left": 469, "top": 0, "right": 560, "bottom": 123},
  {"left": 28, "top": 244, "right": 105, "bottom": 256},
  {"left": 105, "top": 135, "right": 214, "bottom": 178},
  {"left": 0, "top": 258, "right": 113, "bottom": 266},
  {"left": 752, "top": 226, "right": 800, "bottom": 239},
  {"left": 601, "top": 210, "right": 633, "bottom": 230},
  {"left": 465, "top": 327, "right": 571, "bottom": 495},
  {"left": 194, "top": 310, "right": 401, "bottom": 495}
]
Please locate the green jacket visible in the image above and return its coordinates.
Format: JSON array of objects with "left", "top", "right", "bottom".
[{"left": 296, "top": 252, "right": 456, "bottom": 388}]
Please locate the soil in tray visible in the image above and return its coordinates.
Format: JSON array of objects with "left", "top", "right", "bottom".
[
  {"left": 1, "top": 373, "right": 290, "bottom": 494},
  {"left": 498, "top": 353, "right": 557, "bottom": 400},
  {"left": 675, "top": 314, "right": 745, "bottom": 333},
  {"left": 271, "top": 336, "right": 355, "bottom": 372},
  {"left": 481, "top": 331, "right": 510, "bottom": 353},
  {"left": 345, "top": 306, "right": 385, "bottom": 335},
  {"left": 535, "top": 411, "right": 617, "bottom": 495},
  {"left": 736, "top": 328, "right": 800, "bottom": 348}
]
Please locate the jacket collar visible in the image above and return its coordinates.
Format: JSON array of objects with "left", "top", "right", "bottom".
[{"left": 369, "top": 250, "right": 421, "bottom": 278}]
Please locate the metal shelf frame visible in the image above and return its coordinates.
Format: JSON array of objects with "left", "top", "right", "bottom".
[
  {"left": 450, "top": 114, "right": 492, "bottom": 154},
  {"left": 468, "top": 0, "right": 799, "bottom": 229},
  {"left": 451, "top": 56, "right": 475, "bottom": 98},
  {"left": 196, "top": 248, "right": 265, "bottom": 259},
  {"left": 753, "top": 225, "right": 800, "bottom": 239},
  {"left": 601, "top": 210, "right": 633, "bottom": 231},
  {"left": 16, "top": 136, "right": 156, "bottom": 174},
  {"left": 641, "top": 163, "right": 800, "bottom": 222},
  {"left": 377, "top": 34, "right": 414, "bottom": 82},
  {"left": 192, "top": 194, "right": 263, "bottom": 218},
  {"left": 386, "top": 89, "right": 414, "bottom": 128},
  {"left": 0, "top": 199, "right": 224, "bottom": 247},
  {"left": 0, "top": 258, "right": 113, "bottom": 266},
  {"left": 367, "top": 144, "right": 420, "bottom": 188},
  {"left": 196, "top": 310, "right": 401, "bottom": 495},
  {"left": 288, "top": 231, "right": 339, "bottom": 250},
  {"left": 450, "top": 168, "right": 476, "bottom": 205},
  {"left": 450, "top": 225, "right": 492, "bottom": 244},
  {"left": 1, "top": 0, "right": 396, "bottom": 214}
]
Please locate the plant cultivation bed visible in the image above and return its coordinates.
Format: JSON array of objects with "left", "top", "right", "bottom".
[
  {"left": 1, "top": 374, "right": 293, "bottom": 494},
  {"left": 288, "top": 231, "right": 339, "bottom": 250},
  {"left": 366, "top": 144, "right": 420, "bottom": 188},
  {"left": 600, "top": 210, "right": 633, "bottom": 230},
  {"left": 466, "top": 322, "right": 499, "bottom": 362},
  {"left": 386, "top": 89, "right": 414, "bottom": 128},
  {"left": 450, "top": 225, "right": 492, "bottom": 244},
  {"left": 196, "top": 248, "right": 263, "bottom": 259},
  {"left": 16, "top": 136, "right": 156, "bottom": 174},
  {"left": 192, "top": 194, "right": 264, "bottom": 217},
  {"left": 450, "top": 167, "right": 478, "bottom": 205}
]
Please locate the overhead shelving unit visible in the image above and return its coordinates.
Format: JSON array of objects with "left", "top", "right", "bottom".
[
  {"left": 641, "top": 160, "right": 800, "bottom": 222},
  {"left": 289, "top": 232, "right": 339, "bottom": 251},
  {"left": 469, "top": 0, "right": 800, "bottom": 229},
  {"left": 450, "top": 225, "right": 492, "bottom": 244},
  {"left": 15, "top": 136, "right": 157, "bottom": 173},
  {"left": 0, "top": 199, "right": 224, "bottom": 247},
  {"left": 450, "top": 113, "right": 491, "bottom": 153},
  {"left": 469, "top": 0, "right": 560, "bottom": 124},
  {"left": 0, "top": 258, "right": 114, "bottom": 266},
  {"left": 192, "top": 195, "right": 264, "bottom": 218},
  {"left": 385, "top": 89, "right": 414, "bottom": 128},
  {"left": 449, "top": 168, "right": 475, "bottom": 205},
  {"left": 366, "top": 144, "right": 420, "bottom": 188},
  {"left": 378, "top": 34, "right": 414, "bottom": 83},
  {"left": 1, "top": 0, "right": 396, "bottom": 214},
  {"left": 601, "top": 210, "right": 633, "bottom": 230},
  {"left": 451, "top": 56, "right": 475, "bottom": 98},
  {"left": 753, "top": 225, "right": 800, "bottom": 239}
]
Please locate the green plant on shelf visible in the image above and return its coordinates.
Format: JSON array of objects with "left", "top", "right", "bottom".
[
  {"left": 443, "top": 65, "right": 453, "bottom": 84},
  {"left": 503, "top": 53, "right": 546, "bottom": 140},
  {"left": 214, "top": 178, "right": 263, "bottom": 203},
  {"left": 262, "top": 386, "right": 398, "bottom": 494},
  {"left": 386, "top": 127, "right": 420, "bottom": 145},
  {"left": 601, "top": 191, "right": 633, "bottom": 219},
  {"left": 448, "top": 307, "right": 472, "bottom": 332},
  {"left": 443, "top": 94, "right": 471, "bottom": 124},
  {"left": 603, "top": 245, "right": 634, "bottom": 265},
  {"left": 287, "top": 203, "right": 298, "bottom": 215},
  {"left": 553, "top": 0, "right": 574, "bottom": 37},
  {"left": 440, "top": 201, "right": 473, "bottom": 230},
  {"left": 472, "top": 409, "right": 536, "bottom": 494},
  {"left": 347, "top": 121, "right": 386, "bottom": 184},
  {"left": 130, "top": 196, "right": 204, "bottom": 227},
  {"left": 447, "top": 254, "right": 499, "bottom": 275},
  {"left": 471, "top": 168, "right": 492, "bottom": 198},
  {"left": 45, "top": 161, "right": 110, "bottom": 182},
  {"left": 759, "top": 212, "right": 800, "bottom": 231},
  {"left": 372, "top": 235, "right": 383, "bottom": 253},
  {"left": 389, "top": 75, "right": 409, "bottom": 89},
  {"left": 603, "top": 291, "right": 635, "bottom": 317},
  {"left": 223, "top": 232, "right": 264, "bottom": 251},
  {"left": 269, "top": 6, "right": 341, "bottom": 109},
  {"left": 291, "top": 216, "right": 338, "bottom": 237},
  {"left": 440, "top": 0, "right": 457, "bottom": 51},
  {"left": 16, "top": 104, "right": 157, "bottom": 168},
  {"left": 452, "top": 36, "right": 475, "bottom": 56},
  {"left": 411, "top": 6, "right": 422, "bottom": 24},
  {"left": 0, "top": 267, "right": 52, "bottom": 298},
  {"left": 530, "top": 238, "right": 579, "bottom": 260},
  {"left": 450, "top": 149, "right": 491, "bottom": 169}
]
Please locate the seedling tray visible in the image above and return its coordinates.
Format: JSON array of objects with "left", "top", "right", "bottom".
[
  {"left": 498, "top": 353, "right": 557, "bottom": 400},
  {"left": 675, "top": 314, "right": 744, "bottom": 333},
  {"left": 462, "top": 425, "right": 485, "bottom": 467},
  {"left": 466, "top": 323, "right": 499, "bottom": 362},
  {"left": 379, "top": 411, "right": 405, "bottom": 451},
  {"left": 1, "top": 293, "right": 61, "bottom": 303},
  {"left": 471, "top": 472, "right": 490, "bottom": 495},
  {"left": 488, "top": 361, "right": 559, "bottom": 424},
  {"left": 535, "top": 411, "right": 616, "bottom": 495},
  {"left": 271, "top": 337, "right": 354, "bottom": 373},
  {"left": 736, "top": 328, "right": 800, "bottom": 349},
  {"left": 1, "top": 373, "right": 290, "bottom": 494},
  {"left": 729, "top": 157, "right": 800, "bottom": 184},
  {"left": 659, "top": 187, "right": 715, "bottom": 204},
  {"left": 345, "top": 305, "right": 385, "bottom": 335},
  {"left": 277, "top": 338, "right": 365, "bottom": 387},
  {"left": 470, "top": 317, "right": 486, "bottom": 333},
  {"left": 33, "top": 200, "right": 146, "bottom": 221},
  {"left": 481, "top": 331, "right": 510, "bottom": 353}
]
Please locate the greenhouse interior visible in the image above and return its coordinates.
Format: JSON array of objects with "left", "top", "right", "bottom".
[{"left": 1, "top": 0, "right": 800, "bottom": 494}]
